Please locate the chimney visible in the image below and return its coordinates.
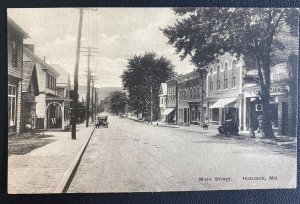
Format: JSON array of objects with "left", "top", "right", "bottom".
[
  {"left": 44, "top": 56, "right": 46, "bottom": 63},
  {"left": 24, "top": 44, "right": 34, "bottom": 53}
]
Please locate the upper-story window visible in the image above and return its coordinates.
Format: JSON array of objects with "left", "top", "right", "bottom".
[
  {"left": 217, "top": 65, "right": 221, "bottom": 90},
  {"left": 47, "top": 73, "right": 56, "bottom": 90},
  {"left": 12, "top": 40, "right": 18, "bottom": 67},
  {"left": 232, "top": 59, "right": 237, "bottom": 88},
  {"left": 210, "top": 81, "right": 213, "bottom": 91},
  {"left": 224, "top": 61, "right": 228, "bottom": 89}
]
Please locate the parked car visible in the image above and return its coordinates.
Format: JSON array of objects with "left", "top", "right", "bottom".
[{"left": 218, "top": 119, "right": 239, "bottom": 136}]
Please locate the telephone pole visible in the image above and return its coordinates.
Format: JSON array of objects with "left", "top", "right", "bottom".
[
  {"left": 71, "top": 8, "right": 97, "bottom": 139},
  {"left": 91, "top": 78, "right": 94, "bottom": 122},
  {"left": 91, "top": 75, "right": 99, "bottom": 122},
  {"left": 71, "top": 9, "right": 83, "bottom": 140},
  {"left": 81, "top": 47, "right": 98, "bottom": 127}
]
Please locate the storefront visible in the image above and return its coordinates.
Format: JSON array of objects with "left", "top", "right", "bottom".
[
  {"left": 188, "top": 103, "right": 201, "bottom": 124},
  {"left": 243, "top": 85, "right": 289, "bottom": 135},
  {"left": 161, "top": 108, "right": 176, "bottom": 123},
  {"left": 208, "top": 97, "right": 239, "bottom": 125}
]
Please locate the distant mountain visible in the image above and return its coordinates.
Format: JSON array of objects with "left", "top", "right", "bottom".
[
  {"left": 96, "top": 87, "right": 125, "bottom": 101},
  {"left": 75, "top": 85, "right": 124, "bottom": 102}
]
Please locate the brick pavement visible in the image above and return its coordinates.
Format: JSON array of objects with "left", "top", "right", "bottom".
[{"left": 8, "top": 123, "right": 95, "bottom": 194}]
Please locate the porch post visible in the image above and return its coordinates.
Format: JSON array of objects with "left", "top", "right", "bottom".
[
  {"left": 44, "top": 102, "right": 47, "bottom": 130},
  {"left": 62, "top": 102, "right": 65, "bottom": 131}
]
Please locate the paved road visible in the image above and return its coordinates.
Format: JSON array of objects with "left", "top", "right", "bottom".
[{"left": 68, "top": 116, "right": 296, "bottom": 193}]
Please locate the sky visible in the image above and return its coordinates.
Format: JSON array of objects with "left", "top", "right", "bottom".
[{"left": 8, "top": 8, "right": 196, "bottom": 88}]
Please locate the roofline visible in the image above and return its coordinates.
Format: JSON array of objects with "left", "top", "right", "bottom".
[
  {"left": 24, "top": 46, "right": 60, "bottom": 77},
  {"left": 7, "top": 17, "right": 30, "bottom": 38}
]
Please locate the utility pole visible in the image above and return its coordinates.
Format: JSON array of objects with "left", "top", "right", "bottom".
[
  {"left": 150, "top": 85, "right": 153, "bottom": 125},
  {"left": 71, "top": 9, "right": 83, "bottom": 140},
  {"left": 91, "top": 78, "right": 94, "bottom": 122},
  {"left": 71, "top": 8, "right": 97, "bottom": 139},
  {"left": 95, "top": 90, "right": 97, "bottom": 117},
  {"left": 86, "top": 47, "right": 91, "bottom": 127},
  {"left": 81, "top": 47, "right": 98, "bottom": 127}
]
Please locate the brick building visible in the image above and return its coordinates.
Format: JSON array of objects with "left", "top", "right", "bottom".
[
  {"left": 177, "top": 70, "right": 205, "bottom": 125},
  {"left": 206, "top": 53, "right": 243, "bottom": 127},
  {"left": 7, "top": 17, "right": 29, "bottom": 134}
]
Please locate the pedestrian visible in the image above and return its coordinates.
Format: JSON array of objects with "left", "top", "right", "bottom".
[{"left": 257, "top": 115, "right": 263, "bottom": 133}]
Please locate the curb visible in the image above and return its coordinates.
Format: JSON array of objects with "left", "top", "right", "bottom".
[{"left": 53, "top": 126, "right": 95, "bottom": 193}]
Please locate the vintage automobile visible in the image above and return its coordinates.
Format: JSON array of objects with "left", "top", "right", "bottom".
[
  {"left": 95, "top": 115, "right": 108, "bottom": 128},
  {"left": 218, "top": 119, "right": 239, "bottom": 136}
]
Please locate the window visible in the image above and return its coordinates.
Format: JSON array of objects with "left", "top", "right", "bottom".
[
  {"left": 232, "top": 77, "right": 236, "bottom": 88},
  {"left": 224, "top": 79, "right": 228, "bottom": 89},
  {"left": 210, "top": 82, "right": 213, "bottom": 91},
  {"left": 47, "top": 74, "right": 56, "bottom": 90},
  {"left": 8, "top": 85, "right": 17, "bottom": 128},
  {"left": 224, "top": 61, "right": 228, "bottom": 89},
  {"left": 232, "top": 59, "right": 237, "bottom": 88},
  {"left": 12, "top": 40, "right": 18, "bottom": 67},
  {"left": 217, "top": 65, "right": 221, "bottom": 90}
]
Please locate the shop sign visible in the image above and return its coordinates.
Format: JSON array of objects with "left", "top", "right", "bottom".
[{"left": 245, "top": 85, "right": 289, "bottom": 96}]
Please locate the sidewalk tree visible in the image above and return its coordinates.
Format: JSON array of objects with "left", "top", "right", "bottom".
[
  {"left": 121, "top": 52, "right": 175, "bottom": 121},
  {"left": 162, "top": 8, "right": 299, "bottom": 138}
]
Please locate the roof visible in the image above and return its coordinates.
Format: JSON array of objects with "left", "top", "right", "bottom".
[
  {"left": 176, "top": 70, "right": 199, "bottom": 83},
  {"left": 23, "top": 46, "right": 60, "bottom": 77},
  {"left": 7, "top": 17, "right": 30, "bottom": 38},
  {"left": 22, "top": 61, "right": 39, "bottom": 95},
  {"left": 50, "top": 64, "right": 70, "bottom": 85}
]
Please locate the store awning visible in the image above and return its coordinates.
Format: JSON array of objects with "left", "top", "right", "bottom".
[
  {"left": 162, "top": 108, "right": 174, "bottom": 115},
  {"left": 209, "top": 97, "right": 237, "bottom": 109}
]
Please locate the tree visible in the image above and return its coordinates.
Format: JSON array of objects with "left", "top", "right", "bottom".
[
  {"left": 162, "top": 8, "right": 299, "bottom": 138},
  {"left": 109, "top": 91, "right": 128, "bottom": 115},
  {"left": 121, "top": 52, "right": 175, "bottom": 121}
]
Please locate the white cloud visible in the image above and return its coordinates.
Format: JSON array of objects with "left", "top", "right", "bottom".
[{"left": 8, "top": 8, "right": 196, "bottom": 87}]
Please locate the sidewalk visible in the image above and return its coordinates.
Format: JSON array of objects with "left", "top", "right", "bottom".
[
  {"left": 128, "top": 116, "right": 296, "bottom": 148},
  {"left": 8, "top": 123, "right": 95, "bottom": 194}
]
